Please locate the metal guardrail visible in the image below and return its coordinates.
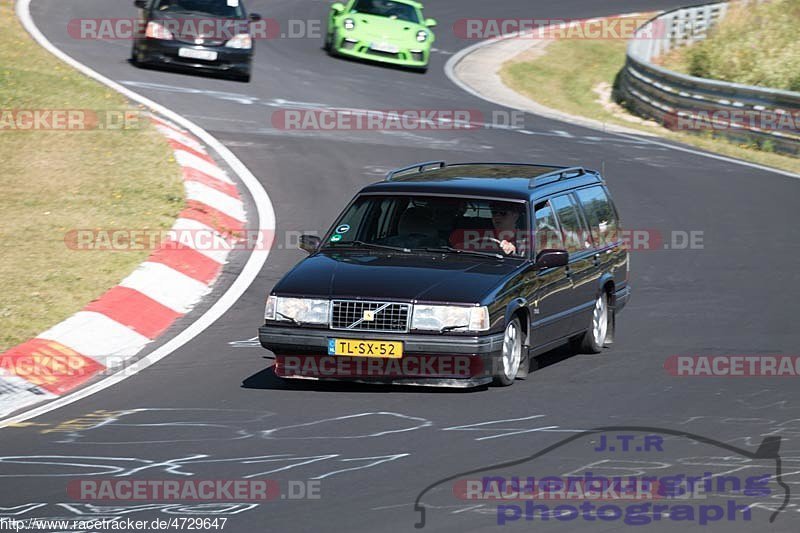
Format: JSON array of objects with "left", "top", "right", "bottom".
[{"left": 616, "top": 1, "right": 800, "bottom": 156}]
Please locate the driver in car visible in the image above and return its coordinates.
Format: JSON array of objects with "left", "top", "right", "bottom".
[{"left": 489, "top": 202, "right": 522, "bottom": 255}]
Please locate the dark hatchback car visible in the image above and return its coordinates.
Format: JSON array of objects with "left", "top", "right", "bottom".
[
  {"left": 259, "top": 162, "right": 630, "bottom": 387},
  {"left": 131, "top": 0, "right": 261, "bottom": 82}
]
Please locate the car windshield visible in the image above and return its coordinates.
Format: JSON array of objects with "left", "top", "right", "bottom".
[
  {"left": 324, "top": 195, "right": 529, "bottom": 257},
  {"left": 153, "top": 0, "right": 245, "bottom": 18},
  {"left": 350, "top": 0, "right": 420, "bottom": 23}
]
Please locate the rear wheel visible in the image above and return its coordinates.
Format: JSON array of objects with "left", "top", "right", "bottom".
[
  {"left": 493, "top": 318, "right": 522, "bottom": 386},
  {"left": 578, "top": 292, "right": 609, "bottom": 353}
]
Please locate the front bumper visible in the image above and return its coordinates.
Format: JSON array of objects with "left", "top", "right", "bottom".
[
  {"left": 333, "top": 35, "right": 429, "bottom": 67},
  {"left": 259, "top": 325, "right": 502, "bottom": 386},
  {"left": 135, "top": 38, "right": 252, "bottom": 74}
]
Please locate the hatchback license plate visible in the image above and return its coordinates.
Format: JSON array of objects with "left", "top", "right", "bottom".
[
  {"left": 328, "top": 339, "right": 403, "bottom": 358},
  {"left": 178, "top": 48, "right": 218, "bottom": 61}
]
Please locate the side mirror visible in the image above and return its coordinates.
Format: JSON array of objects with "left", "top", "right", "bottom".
[
  {"left": 249, "top": 12, "right": 262, "bottom": 21},
  {"left": 298, "top": 234, "right": 321, "bottom": 254},
  {"left": 424, "top": 18, "right": 437, "bottom": 28},
  {"left": 330, "top": 2, "right": 345, "bottom": 14},
  {"left": 134, "top": 0, "right": 147, "bottom": 8},
  {"left": 535, "top": 249, "right": 568, "bottom": 270}
]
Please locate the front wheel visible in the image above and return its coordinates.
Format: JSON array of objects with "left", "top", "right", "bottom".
[
  {"left": 493, "top": 318, "right": 522, "bottom": 386},
  {"left": 577, "top": 292, "right": 610, "bottom": 354}
]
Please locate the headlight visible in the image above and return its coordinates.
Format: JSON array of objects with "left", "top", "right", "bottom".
[
  {"left": 416, "top": 30, "right": 428, "bottom": 42},
  {"left": 411, "top": 305, "right": 490, "bottom": 332},
  {"left": 145, "top": 21, "right": 174, "bottom": 40},
  {"left": 265, "top": 296, "right": 329, "bottom": 325},
  {"left": 226, "top": 33, "right": 252, "bottom": 49},
  {"left": 343, "top": 18, "right": 355, "bottom": 30}
]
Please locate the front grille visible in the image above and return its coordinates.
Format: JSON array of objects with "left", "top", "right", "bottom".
[{"left": 331, "top": 300, "right": 410, "bottom": 333}]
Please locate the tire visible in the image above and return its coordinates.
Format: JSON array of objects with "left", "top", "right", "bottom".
[
  {"left": 324, "top": 32, "right": 332, "bottom": 52},
  {"left": 577, "top": 292, "right": 610, "bottom": 354},
  {"left": 493, "top": 317, "right": 523, "bottom": 386}
]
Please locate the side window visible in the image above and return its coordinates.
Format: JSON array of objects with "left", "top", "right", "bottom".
[
  {"left": 533, "top": 201, "right": 564, "bottom": 254},
  {"left": 575, "top": 186, "right": 620, "bottom": 248},
  {"left": 550, "top": 194, "right": 591, "bottom": 253}
]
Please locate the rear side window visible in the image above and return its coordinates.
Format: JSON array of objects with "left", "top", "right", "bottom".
[
  {"left": 575, "top": 186, "right": 620, "bottom": 248},
  {"left": 550, "top": 194, "right": 591, "bottom": 253},
  {"left": 533, "top": 201, "right": 564, "bottom": 253}
]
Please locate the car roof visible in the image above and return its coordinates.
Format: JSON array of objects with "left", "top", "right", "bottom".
[{"left": 359, "top": 163, "right": 605, "bottom": 202}]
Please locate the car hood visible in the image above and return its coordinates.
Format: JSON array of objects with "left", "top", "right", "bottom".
[
  {"left": 272, "top": 251, "right": 524, "bottom": 304},
  {"left": 346, "top": 13, "right": 427, "bottom": 43}
]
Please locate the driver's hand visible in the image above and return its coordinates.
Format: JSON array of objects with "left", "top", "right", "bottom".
[{"left": 500, "top": 240, "right": 516, "bottom": 255}]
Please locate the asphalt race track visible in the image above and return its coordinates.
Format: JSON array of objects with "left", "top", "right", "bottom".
[{"left": 2, "top": 0, "right": 799, "bottom": 531}]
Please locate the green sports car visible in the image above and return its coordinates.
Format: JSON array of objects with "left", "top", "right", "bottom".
[{"left": 325, "top": 0, "right": 437, "bottom": 72}]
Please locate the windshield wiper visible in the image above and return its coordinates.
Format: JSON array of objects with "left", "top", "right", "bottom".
[
  {"left": 326, "top": 240, "right": 411, "bottom": 253},
  {"left": 422, "top": 246, "right": 505, "bottom": 260}
]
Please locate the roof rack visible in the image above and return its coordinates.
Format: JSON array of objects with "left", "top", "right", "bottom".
[
  {"left": 385, "top": 161, "right": 446, "bottom": 181},
  {"left": 529, "top": 166, "right": 586, "bottom": 188}
]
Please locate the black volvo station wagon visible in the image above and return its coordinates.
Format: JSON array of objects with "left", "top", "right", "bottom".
[{"left": 259, "top": 162, "right": 630, "bottom": 387}]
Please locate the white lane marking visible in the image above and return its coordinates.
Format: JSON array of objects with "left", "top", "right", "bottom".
[
  {"left": 4, "top": 0, "right": 275, "bottom": 426},
  {"left": 119, "top": 262, "right": 210, "bottom": 314},
  {"left": 174, "top": 150, "right": 234, "bottom": 184},
  {"left": 120, "top": 80, "right": 260, "bottom": 105},
  {"left": 184, "top": 181, "right": 246, "bottom": 222},
  {"left": 261, "top": 412, "right": 432, "bottom": 439},
  {"left": 170, "top": 217, "right": 231, "bottom": 264},
  {"left": 444, "top": 17, "right": 800, "bottom": 180},
  {"left": 37, "top": 312, "right": 151, "bottom": 362}
]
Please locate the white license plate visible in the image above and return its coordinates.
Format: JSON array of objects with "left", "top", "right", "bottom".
[
  {"left": 371, "top": 42, "right": 399, "bottom": 54},
  {"left": 178, "top": 48, "right": 218, "bottom": 61}
]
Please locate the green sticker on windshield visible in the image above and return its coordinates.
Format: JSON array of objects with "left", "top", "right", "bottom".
[{"left": 330, "top": 234, "right": 342, "bottom": 242}]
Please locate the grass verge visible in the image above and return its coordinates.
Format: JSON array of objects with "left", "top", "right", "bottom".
[
  {"left": 0, "top": 0, "right": 184, "bottom": 351},
  {"left": 499, "top": 15, "right": 800, "bottom": 175}
]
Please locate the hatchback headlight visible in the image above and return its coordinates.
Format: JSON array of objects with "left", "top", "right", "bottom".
[
  {"left": 344, "top": 18, "right": 355, "bottom": 30},
  {"left": 411, "top": 305, "right": 490, "bottom": 332},
  {"left": 416, "top": 30, "right": 428, "bottom": 42},
  {"left": 265, "top": 296, "right": 330, "bottom": 325},
  {"left": 226, "top": 33, "right": 252, "bottom": 49},
  {"left": 145, "top": 21, "right": 174, "bottom": 40}
]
